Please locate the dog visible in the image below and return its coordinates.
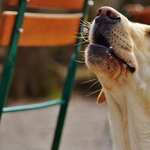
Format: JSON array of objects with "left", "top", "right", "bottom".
[{"left": 85, "top": 6, "right": 150, "bottom": 150}]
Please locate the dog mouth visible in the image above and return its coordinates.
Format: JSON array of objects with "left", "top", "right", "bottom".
[{"left": 90, "top": 34, "right": 135, "bottom": 73}]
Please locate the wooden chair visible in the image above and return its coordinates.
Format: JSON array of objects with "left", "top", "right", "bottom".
[
  {"left": 124, "top": 4, "right": 150, "bottom": 25},
  {"left": 0, "top": 0, "right": 90, "bottom": 149}
]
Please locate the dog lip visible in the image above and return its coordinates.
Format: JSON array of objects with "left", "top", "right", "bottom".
[
  {"left": 88, "top": 43, "right": 135, "bottom": 73},
  {"left": 93, "top": 33, "right": 110, "bottom": 48}
]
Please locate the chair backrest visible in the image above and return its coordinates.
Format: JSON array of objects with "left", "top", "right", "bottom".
[
  {"left": 0, "top": 0, "right": 89, "bottom": 46},
  {"left": 6, "top": 0, "right": 86, "bottom": 9},
  {"left": 0, "top": 12, "right": 83, "bottom": 46}
]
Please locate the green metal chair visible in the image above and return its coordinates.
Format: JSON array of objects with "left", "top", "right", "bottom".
[{"left": 0, "top": 0, "right": 89, "bottom": 149}]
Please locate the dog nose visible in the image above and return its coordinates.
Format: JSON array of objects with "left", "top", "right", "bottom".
[{"left": 96, "top": 6, "right": 120, "bottom": 20}]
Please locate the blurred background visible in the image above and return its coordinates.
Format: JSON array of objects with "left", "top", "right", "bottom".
[
  {"left": 0, "top": 0, "right": 150, "bottom": 102},
  {"left": 0, "top": 0, "right": 150, "bottom": 150}
]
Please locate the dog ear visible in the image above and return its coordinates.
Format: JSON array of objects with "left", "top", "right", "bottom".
[{"left": 97, "top": 90, "right": 106, "bottom": 104}]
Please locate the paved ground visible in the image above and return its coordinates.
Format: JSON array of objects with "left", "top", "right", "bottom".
[{"left": 0, "top": 94, "right": 112, "bottom": 150}]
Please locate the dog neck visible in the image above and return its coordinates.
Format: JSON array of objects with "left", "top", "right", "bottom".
[{"left": 105, "top": 87, "right": 150, "bottom": 150}]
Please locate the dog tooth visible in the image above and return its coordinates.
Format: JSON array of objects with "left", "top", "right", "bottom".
[{"left": 109, "top": 46, "right": 113, "bottom": 49}]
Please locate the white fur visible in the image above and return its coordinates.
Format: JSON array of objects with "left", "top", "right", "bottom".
[
  {"left": 105, "top": 85, "right": 150, "bottom": 150},
  {"left": 85, "top": 6, "right": 150, "bottom": 150}
]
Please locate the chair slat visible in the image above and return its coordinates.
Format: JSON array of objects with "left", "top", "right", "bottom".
[
  {"left": 0, "top": 11, "right": 83, "bottom": 47},
  {"left": 126, "top": 6, "right": 150, "bottom": 25},
  {"left": 6, "top": 0, "right": 86, "bottom": 9}
]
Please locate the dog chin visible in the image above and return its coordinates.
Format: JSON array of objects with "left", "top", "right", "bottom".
[{"left": 85, "top": 43, "right": 135, "bottom": 79}]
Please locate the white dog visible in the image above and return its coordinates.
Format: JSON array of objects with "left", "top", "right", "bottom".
[{"left": 85, "top": 6, "right": 150, "bottom": 150}]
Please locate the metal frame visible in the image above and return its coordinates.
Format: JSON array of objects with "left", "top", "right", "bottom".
[
  {"left": 0, "top": 0, "right": 28, "bottom": 119},
  {"left": 0, "top": 0, "right": 89, "bottom": 149}
]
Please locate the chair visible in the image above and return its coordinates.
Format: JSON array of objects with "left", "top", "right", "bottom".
[
  {"left": 0, "top": 0, "right": 90, "bottom": 149},
  {"left": 124, "top": 4, "right": 150, "bottom": 25}
]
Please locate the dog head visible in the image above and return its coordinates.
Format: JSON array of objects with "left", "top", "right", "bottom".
[{"left": 85, "top": 6, "right": 150, "bottom": 103}]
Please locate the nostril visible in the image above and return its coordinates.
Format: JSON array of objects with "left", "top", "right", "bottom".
[
  {"left": 106, "top": 10, "right": 120, "bottom": 20},
  {"left": 96, "top": 7, "right": 120, "bottom": 20},
  {"left": 96, "top": 8, "right": 101, "bottom": 16}
]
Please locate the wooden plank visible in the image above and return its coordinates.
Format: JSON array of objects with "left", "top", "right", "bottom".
[
  {"left": 6, "top": 0, "right": 86, "bottom": 10},
  {"left": 130, "top": 12, "right": 150, "bottom": 25},
  {"left": 0, "top": 11, "right": 83, "bottom": 46},
  {"left": 125, "top": 5, "right": 150, "bottom": 25}
]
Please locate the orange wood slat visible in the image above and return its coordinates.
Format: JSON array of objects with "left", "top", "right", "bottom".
[
  {"left": 0, "top": 11, "right": 83, "bottom": 46},
  {"left": 6, "top": 0, "right": 86, "bottom": 9},
  {"left": 125, "top": 5, "right": 150, "bottom": 25},
  {"left": 130, "top": 12, "right": 150, "bottom": 25}
]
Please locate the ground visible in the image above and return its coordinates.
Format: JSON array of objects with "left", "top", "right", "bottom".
[{"left": 0, "top": 94, "right": 112, "bottom": 150}]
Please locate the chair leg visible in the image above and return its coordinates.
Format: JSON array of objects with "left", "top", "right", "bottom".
[
  {"left": 51, "top": 54, "right": 78, "bottom": 150},
  {"left": 0, "top": 62, "right": 15, "bottom": 121},
  {"left": 51, "top": 102, "right": 69, "bottom": 150}
]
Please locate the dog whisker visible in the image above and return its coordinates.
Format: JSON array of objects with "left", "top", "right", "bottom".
[
  {"left": 80, "top": 78, "right": 98, "bottom": 84},
  {"left": 88, "top": 80, "right": 100, "bottom": 90},
  {"left": 85, "top": 89, "right": 101, "bottom": 97},
  {"left": 80, "top": 19, "right": 92, "bottom": 27},
  {"left": 80, "top": 22, "right": 91, "bottom": 28},
  {"left": 71, "top": 36, "right": 85, "bottom": 39},
  {"left": 74, "top": 59, "right": 85, "bottom": 64},
  {"left": 74, "top": 40, "right": 89, "bottom": 46},
  {"left": 74, "top": 32, "right": 89, "bottom": 39}
]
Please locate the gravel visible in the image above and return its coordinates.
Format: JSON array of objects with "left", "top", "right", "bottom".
[{"left": 0, "top": 94, "right": 112, "bottom": 150}]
